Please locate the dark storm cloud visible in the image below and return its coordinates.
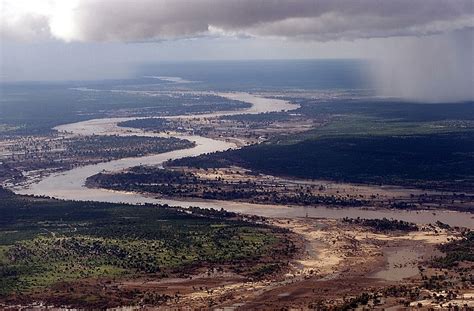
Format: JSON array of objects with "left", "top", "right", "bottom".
[
  {"left": 2, "top": 0, "right": 473, "bottom": 102},
  {"left": 72, "top": 0, "right": 474, "bottom": 41},
  {"left": 2, "top": 0, "right": 473, "bottom": 42}
]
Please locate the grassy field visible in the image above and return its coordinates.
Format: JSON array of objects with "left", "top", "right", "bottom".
[{"left": 0, "top": 188, "right": 294, "bottom": 306}]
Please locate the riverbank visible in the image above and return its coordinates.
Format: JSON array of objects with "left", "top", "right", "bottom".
[{"left": 11, "top": 92, "right": 474, "bottom": 229}]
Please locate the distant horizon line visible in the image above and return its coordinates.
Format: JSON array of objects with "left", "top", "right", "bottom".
[{"left": 0, "top": 58, "right": 370, "bottom": 84}]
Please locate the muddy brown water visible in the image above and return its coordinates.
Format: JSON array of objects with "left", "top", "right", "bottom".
[{"left": 13, "top": 92, "right": 474, "bottom": 229}]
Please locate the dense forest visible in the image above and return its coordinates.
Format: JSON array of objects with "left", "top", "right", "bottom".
[{"left": 170, "top": 131, "right": 474, "bottom": 191}]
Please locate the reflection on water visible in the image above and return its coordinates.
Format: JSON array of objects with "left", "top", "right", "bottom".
[{"left": 15, "top": 92, "right": 474, "bottom": 229}]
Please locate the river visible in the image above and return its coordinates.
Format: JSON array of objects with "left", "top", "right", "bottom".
[{"left": 15, "top": 92, "right": 474, "bottom": 229}]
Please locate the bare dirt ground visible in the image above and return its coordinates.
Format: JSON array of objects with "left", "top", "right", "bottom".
[
  {"left": 109, "top": 218, "right": 465, "bottom": 310},
  {"left": 2, "top": 217, "right": 471, "bottom": 310},
  {"left": 142, "top": 165, "right": 474, "bottom": 213}
]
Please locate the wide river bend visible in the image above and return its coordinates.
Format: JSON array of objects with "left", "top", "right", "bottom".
[{"left": 15, "top": 92, "right": 474, "bottom": 229}]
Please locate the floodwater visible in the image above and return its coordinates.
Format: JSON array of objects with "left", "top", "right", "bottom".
[
  {"left": 15, "top": 92, "right": 474, "bottom": 229},
  {"left": 371, "top": 247, "right": 422, "bottom": 281}
]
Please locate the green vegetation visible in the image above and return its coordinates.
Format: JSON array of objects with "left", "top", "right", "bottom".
[
  {"left": 1, "top": 135, "right": 195, "bottom": 184},
  {"left": 59, "top": 135, "right": 194, "bottom": 158},
  {"left": 7, "top": 135, "right": 194, "bottom": 163},
  {"left": 221, "top": 111, "right": 292, "bottom": 123},
  {"left": 0, "top": 164, "right": 22, "bottom": 184},
  {"left": 297, "top": 99, "right": 474, "bottom": 124},
  {"left": 342, "top": 217, "right": 418, "bottom": 232},
  {"left": 431, "top": 230, "right": 474, "bottom": 268},
  {"left": 301, "top": 116, "right": 474, "bottom": 140},
  {"left": 86, "top": 166, "right": 367, "bottom": 207},
  {"left": 170, "top": 99, "right": 474, "bottom": 192},
  {"left": 118, "top": 118, "right": 183, "bottom": 132},
  {"left": 0, "top": 83, "right": 248, "bottom": 135},
  {"left": 0, "top": 189, "right": 294, "bottom": 303},
  {"left": 170, "top": 131, "right": 474, "bottom": 191}
]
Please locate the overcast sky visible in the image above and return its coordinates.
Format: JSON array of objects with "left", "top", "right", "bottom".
[{"left": 1, "top": 0, "right": 473, "bottom": 101}]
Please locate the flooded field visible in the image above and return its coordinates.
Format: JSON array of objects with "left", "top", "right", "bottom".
[{"left": 14, "top": 92, "right": 474, "bottom": 229}]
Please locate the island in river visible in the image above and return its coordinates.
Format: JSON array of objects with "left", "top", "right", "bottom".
[{"left": 1, "top": 78, "right": 473, "bottom": 309}]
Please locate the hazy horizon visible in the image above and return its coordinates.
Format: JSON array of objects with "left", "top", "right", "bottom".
[{"left": 1, "top": 0, "right": 473, "bottom": 102}]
